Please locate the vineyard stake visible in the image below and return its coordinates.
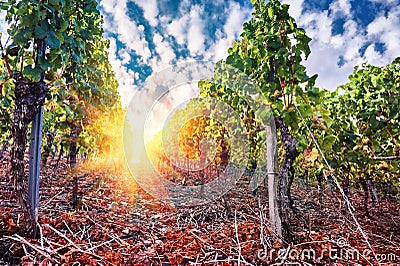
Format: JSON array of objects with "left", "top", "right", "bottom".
[
  {"left": 28, "top": 40, "right": 46, "bottom": 229},
  {"left": 28, "top": 104, "right": 44, "bottom": 226}
]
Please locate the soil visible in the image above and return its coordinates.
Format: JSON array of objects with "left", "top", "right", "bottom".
[{"left": 0, "top": 154, "right": 399, "bottom": 265}]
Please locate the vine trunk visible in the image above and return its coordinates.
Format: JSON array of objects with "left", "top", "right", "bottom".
[{"left": 10, "top": 74, "right": 48, "bottom": 237}]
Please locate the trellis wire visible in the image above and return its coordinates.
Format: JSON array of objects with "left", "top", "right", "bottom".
[{"left": 294, "top": 103, "right": 380, "bottom": 266}]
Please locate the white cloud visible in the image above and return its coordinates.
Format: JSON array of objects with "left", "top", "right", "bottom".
[
  {"left": 118, "top": 48, "right": 131, "bottom": 65},
  {"left": 283, "top": 0, "right": 400, "bottom": 90},
  {"left": 369, "top": 0, "right": 399, "bottom": 6},
  {"left": 304, "top": 41, "right": 357, "bottom": 90},
  {"left": 281, "top": 0, "right": 304, "bottom": 21},
  {"left": 300, "top": 11, "right": 366, "bottom": 89},
  {"left": 341, "top": 21, "right": 365, "bottom": 62},
  {"left": 0, "top": 12, "right": 8, "bottom": 44},
  {"left": 224, "top": 2, "right": 249, "bottom": 40},
  {"left": 100, "top": 0, "right": 152, "bottom": 63},
  {"left": 366, "top": 5, "right": 400, "bottom": 59},
  {"left": 150, "top": 33, "right": 176, "bottom": 70},
  {"left": 299, "top": 11, "right": 332, "bottom": 44},
  {"left": 101, "top": 0, "right": 400, "bottom": 103},
  {"left": 205, "top": 1, "right": 252, "bottom": 61},
  {"left": 363, "top": 44, "right": 389, "bottom": 65},
  {"left": 211, "top": 39, "right": 231, "bottom": 61},
  {"left": 107, "top": 38, "right": 137, "bottom": 106},
  {"left": 187, "top": 6, "right": 205, "bottom": 56},
  {"left": 164, "top": 1, "right": 252, "bottom": 61},
  {"left": 132, "top": 0, "right": 159, "bottom": 27},
  {"left": 100, "top": 0, "right": 118, "bottom": 14},
  {"left": 329, "top": 0, "right": 352, "bottom": 18},
  {"left": 166, "top": 14, "right": 189, "bottom": 46}
]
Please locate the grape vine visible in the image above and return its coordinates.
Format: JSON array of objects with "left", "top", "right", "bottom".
[{"left": 0, "top": 0, "right": 121, "bottom": 237}]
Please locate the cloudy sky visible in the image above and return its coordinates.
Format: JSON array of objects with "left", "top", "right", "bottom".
[
  {"left": 0, "top": 0, "right": 398, "bottom": 106},
  {"left": 99, "top": 0, "right": 400, "bottom": 106}
]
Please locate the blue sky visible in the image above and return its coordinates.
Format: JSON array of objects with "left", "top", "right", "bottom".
[
  {"left": 0, "top": 1, "right": 397, "bottom": 106},
  {"left": 98, "top": 0, "right": 400, "bottom": 106}
]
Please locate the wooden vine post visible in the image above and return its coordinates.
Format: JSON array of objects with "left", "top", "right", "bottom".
[{"left": 266, "top": 123, "right": 282, "bottom": 238}]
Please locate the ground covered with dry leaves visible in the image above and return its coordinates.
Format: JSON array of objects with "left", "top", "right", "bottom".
[{"left": 0, "top": 154, "right": 399, "bottom": 265}]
